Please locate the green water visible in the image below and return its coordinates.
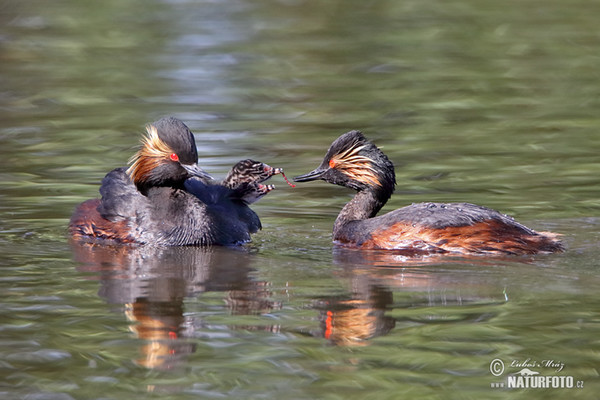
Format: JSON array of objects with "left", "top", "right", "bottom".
[{"left": 1, "top": 0, "right": 599, "bottom": 399}]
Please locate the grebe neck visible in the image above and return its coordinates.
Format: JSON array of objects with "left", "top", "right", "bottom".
[
  {"left": 135, "top": 179, "right": 185, "bottom": 196},
  {"left": 333, "top": 188, "right": 388, "bottom": 233}
]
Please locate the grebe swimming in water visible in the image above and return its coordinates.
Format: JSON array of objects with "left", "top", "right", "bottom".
[
  {"left": 293, "top": 130, "right": 564, "bottom": 256},
  {"left": 69, "top": 117, "right": 281, "bottom": 246}
]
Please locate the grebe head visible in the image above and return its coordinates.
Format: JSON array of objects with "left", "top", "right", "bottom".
[
  {"left": 127, "top": 117, "right": 212, "bottom": 190},
  {"left": 293, "top": 130, "right": 396, "bottom": 198}
]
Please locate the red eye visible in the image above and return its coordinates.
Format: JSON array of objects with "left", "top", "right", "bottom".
[
  {"left": 169, "top": 153, "right": 179, "bottom": 162},
  {"left": 329, "top": 159, "right": 337, "bottom": 168}
]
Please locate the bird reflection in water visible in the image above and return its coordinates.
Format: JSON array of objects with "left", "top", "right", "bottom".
[
  {"left": 312, "top": 247, "right": 512, "bottom": 347},
  {"left": 71, "top": 241, "right": 280, "bottom": 370},
  {"left": 315, "top": 284, "right": 395, "bottom": 347}
]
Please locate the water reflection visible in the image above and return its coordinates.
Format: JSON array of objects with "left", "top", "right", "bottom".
[
  {"left": 314, "top": 284, "right": 395, "bottom": 347},
  {"left": 71, "top": 242, "right": 280, "bottom": 370},
  {"left": 311, "top": 247, "right": 509, "bottom": 347},
  {"left": 70, "top": 239, "right": 509, "bottom": 358},
  {"left": 332, "top": 246, "right": 530, "bottom": 267}
]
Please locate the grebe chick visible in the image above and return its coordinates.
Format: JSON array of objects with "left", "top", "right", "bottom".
[
  {"left": 223, "top": 159, "right": 282, "bottom": 204},
  {"left": 223, "top": 159, "right": 282, "bottom": 188},
  {"left": 69, "top": 117, "right": 262, "bottom": 246},
  {"left": 293, "top": 130, "right": 564, "bottom": 256},
  {"left": 184, "top": 159, "right": 280, "bottom": 208}
]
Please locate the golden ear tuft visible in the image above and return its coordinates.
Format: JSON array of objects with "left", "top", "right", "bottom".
[
  {"left": 329, "top": 141, "right": 381, "bottom": 187},
  {"left": 139, "top": 125, "right": 174, "bottom": 158},
  {"left": 126, "top": 125, "right": 175, "bottom": 184}
]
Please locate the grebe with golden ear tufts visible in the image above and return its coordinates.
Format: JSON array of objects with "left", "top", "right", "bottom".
[
  {"left": 69, "top": 117, "right": 276, "bottom": 246},
  {"left": 294, "top": 130, "right": 564, "bottom": 256}
]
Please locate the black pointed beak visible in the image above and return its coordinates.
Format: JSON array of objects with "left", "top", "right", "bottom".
[
  {"left": 293, "top": 167, "right": 326, "bottom": 183},
  {"left": 182, "top": 163, "right": 213, "bottom": 181}
]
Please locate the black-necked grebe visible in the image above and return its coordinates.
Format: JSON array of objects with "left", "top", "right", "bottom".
[
  {"left": 69, "top": 117, "right": 279, "bottom": 246},
  {"left": 293, "top": 130, "right": 564, "bottom": 255}
]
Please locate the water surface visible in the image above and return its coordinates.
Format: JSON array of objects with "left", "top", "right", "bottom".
[{"left": 1, "top": 0, "right": 599, "bottom": 399}]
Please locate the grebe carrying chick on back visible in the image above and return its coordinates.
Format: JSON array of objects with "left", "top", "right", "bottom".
[
  {"left": 69, "top": 117, "right": 286, "bottom": 246},
  {"left": 294, "top": 130, "right": 564, "bottom": 256}
]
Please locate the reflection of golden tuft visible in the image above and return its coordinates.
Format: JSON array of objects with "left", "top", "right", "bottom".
[
  {"left": 137, "top": 341, "right": 173, "bottom": 370},
  {"left": 322, "top": 299, "right": 394, "bottom": 347},
  {"left": 125, "top": 300, "right": 188, "bottom": 370}
]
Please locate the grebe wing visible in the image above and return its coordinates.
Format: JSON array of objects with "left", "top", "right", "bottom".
[
  {"left": 97, "top": 167, "right": 148, "bottom": 221},
  {"left": 185, "top": 178, "right": 263, "bottom": 236},
  {"left": 383, "top": 202, "right": 536, "bottom": 233}
]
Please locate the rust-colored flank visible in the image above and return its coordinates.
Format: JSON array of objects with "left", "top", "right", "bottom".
[
  {"left": 68, "top": 199, "right": 135, "bottom": 244},
  {"left": 343, "top": 220, "right": 562, "bottom": 255}
]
